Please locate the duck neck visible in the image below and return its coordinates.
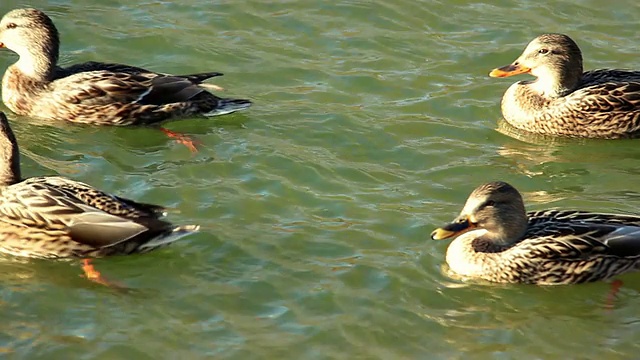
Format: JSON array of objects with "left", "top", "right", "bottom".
[
  {"left": 532, "top": 76, "right": 577, "bottom": 98},
  {"left": 476, "top": 232, "right": 520, "bottom": 250},
  {"left": 0, "top": 115, "right": 22, "bottom": 186},
  {"left": 13, "top": 36, "right": 59, "bottom": 81},
  {"left": 531, "top": 63, "right": 583, "bottom": 98},
  {"left": 485, "top": 213, "right": 529, "bottom": 247}
]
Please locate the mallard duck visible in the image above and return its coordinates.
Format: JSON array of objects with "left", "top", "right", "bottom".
[
  {"left": 431, "top": 181, "right": 640, "bottom": 285},
  {"left": 0, "top": 8, "right": 251, "bottom": 150},
  {"left": 0, "top": 111, "right": 199, "bottom": 284},
  {"left": 489, "top": 33, "right": 640, "bottom": 138}
]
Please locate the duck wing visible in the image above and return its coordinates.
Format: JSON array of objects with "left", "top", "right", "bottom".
[
  {"left": 580, "top": 69, "right": 640, "bottom": 85},
  {"left": 564, "top": 70, "right": 640, "bottom": 118},
  {"left": 58, "top": 61, "right": 224, "bottom": 85},
  {"left": 524, "top": 210, "right": 640, "bottom": 258},
  {"left": 50, "top": 70, "right": 215, "bottom": 107},
  {"left": 33, "top": 176, "right": 166, "bottom": 218},
  {"left": 0, "top": 177, "right": 176, "bottom": 249},
  {"left": 568, "top": 82, "right": 640, "bottom": 114},
  {"left": 57, "top": 62, "right": 153, "bottom": 77}
]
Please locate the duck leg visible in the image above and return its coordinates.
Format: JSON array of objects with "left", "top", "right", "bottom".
[
  {"left": 82, "top": 259, "right": 124, "bottom": 288},
  {"left": 605, "top": 279, "right": 623, "bottom": 310},
  {"left": 159, "top": 127, "right": 200, "bottom": 153}
]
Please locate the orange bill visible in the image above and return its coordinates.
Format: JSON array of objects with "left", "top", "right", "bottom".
[
  {"left": 489, "top": 63, "right": 531, "bottom": 78},
  {"left": 431, "top": 216, "right": 476, "bottom": 240},
  {"left": 0, "top": 42, "right": 4, "bottom": 48}
]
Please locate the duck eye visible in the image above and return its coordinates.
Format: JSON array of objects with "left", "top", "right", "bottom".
[
  {"left": 485, "top": 200, "right": 496, "bottom": 207},
  {"left": 6, "top": 23, "right": 17, "bottom": 29},
  {"left": 538, "top": 48, "right": 549, "bottom": 54}
]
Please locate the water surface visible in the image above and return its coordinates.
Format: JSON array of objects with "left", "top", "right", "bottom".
[{"left": 1, "top": 0, "right": 640, "bottom": 358}]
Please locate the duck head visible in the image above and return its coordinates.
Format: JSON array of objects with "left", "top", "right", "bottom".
[
  {"left": 489, "top": 34, "right": 584, "bottom": 98},
  {"left": 431, "top": 181, "right": 528, "bottom": 246},
  {"left": 0, "top": 8, "right": 60, "bottom": 79}
]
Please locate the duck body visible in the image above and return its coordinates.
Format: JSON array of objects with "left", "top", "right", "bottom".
[
  {"left": 432, "top": 182, "right": 640, "bottom": 285},
  {"left": 0, "top": 176, "right": 198, "bottom": 258},
  {"left": 0, "top": 112, "right": 199, "bottom": 259},
  {"left": 490, "top": 34, "right": 640, "bottom": 138},
  {"left": 0, "top": 8, "right": 251, "bottom": 126},
  {"left": 500, "top": 70, "right": 640, "bottom": 138},
  {"left": 1, "top": 61, "right": 241, "bottom": 125}
]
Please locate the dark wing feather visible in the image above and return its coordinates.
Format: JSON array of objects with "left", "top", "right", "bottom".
[
  {"left": 136, "top": 76, "right": 210, "bottom": 105},
  {"left": 580, "top": 70, "right": 640, "bottom": 85},
  {"left": 58, "top": 61, "right": 223, "bottom": 84},
  {"left": 179, "top": 72, "right": 224, "bottom": 84},
  {"left": 56, "top": 61, "right": 153, "bottom": 78},
  {"left": 112, "top": 196, "right": 167, "bottom": 217},
  {"left": 524, "top": 210, "right": 640, "bottom": 258}
]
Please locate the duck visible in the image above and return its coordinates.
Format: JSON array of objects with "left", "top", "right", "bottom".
[
  {"left": 0, "top": 8, "right": 251, "bottom": 150},
  {"left": 431, "top": 181, "right": 640, "bottom": 285},
  {"left": 489, "top": 33, "right": 640, "bottom": 138},
  {"left": 0, "top": 111, "right": 199, "bottom": 285}
]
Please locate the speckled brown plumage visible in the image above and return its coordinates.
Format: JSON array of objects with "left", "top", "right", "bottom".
[
  {"left": 489, "top": 33, "right": 640, "bottom": 138},
  {"left": 431, "top": 182, "right": 640, "bottom": 285},
  {"left": 0, "top": 112, "right": 199, "bottom": 258},
  {"left": 0, "top": 8, "right": 251, "bottom": 126}
]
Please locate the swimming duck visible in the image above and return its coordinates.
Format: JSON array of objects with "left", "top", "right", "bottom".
[
  {"left": 431, "top": 181, "right": 640, "bottom": 284},
  {"left": 489, "top": 33, "right": 640, "bottom": 138},
  {"left": 0, "top": 8, "right": 251, "bottom": 148},
  {"left": 0, "top": 111, "right": 199, "bottom": 285}
]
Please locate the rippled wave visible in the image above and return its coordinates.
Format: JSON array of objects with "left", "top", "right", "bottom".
[{"left": 1, "top": 0, "right": 640, "bottom": 358}]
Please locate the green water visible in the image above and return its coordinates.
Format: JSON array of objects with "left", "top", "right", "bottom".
[{"left": 1, "top": 0, "right": 640, "bottom": 358}]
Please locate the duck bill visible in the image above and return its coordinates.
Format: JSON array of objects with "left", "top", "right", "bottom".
[
  {"left": 0, "top": 42, "right": 4, "bottom": 48},
  {"left": 489, "top": 63, "right": 531, "bottom": 78},
  {"left": 431, "top": 216, "right": 477, "bottom": 240}
]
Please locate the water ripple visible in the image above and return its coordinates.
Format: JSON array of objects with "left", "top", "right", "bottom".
[{"left": 2, "top": 0, "right": 640, "bottom": 358}]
